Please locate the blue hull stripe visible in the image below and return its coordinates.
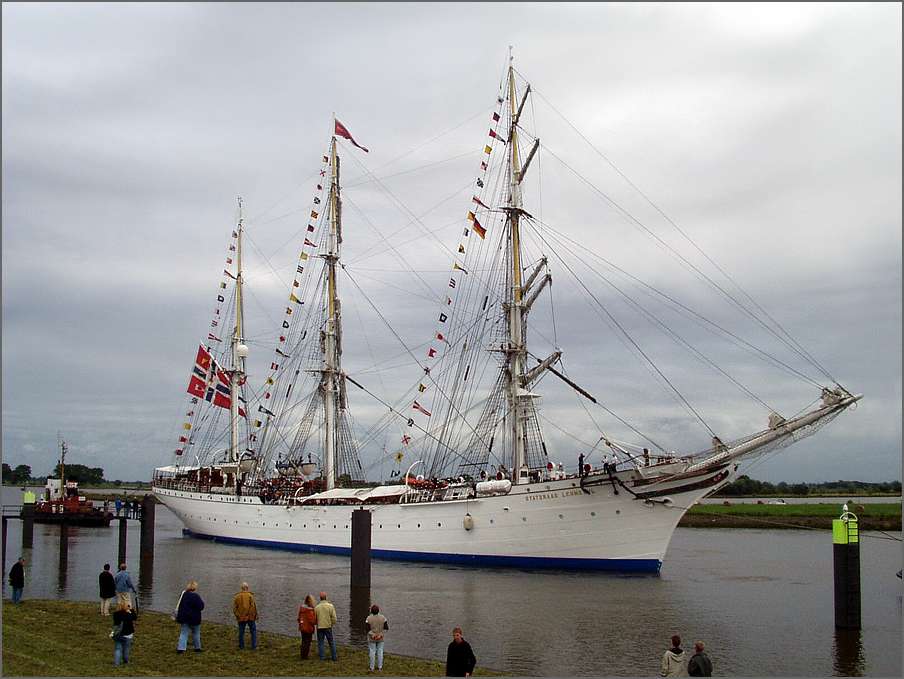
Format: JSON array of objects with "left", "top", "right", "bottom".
[{"left": 183, "top": 529, "right": 662, "bottom": 574}]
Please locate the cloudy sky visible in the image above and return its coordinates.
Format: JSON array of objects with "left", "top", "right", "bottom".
[{"left": 2, "top": 2, "right": 900, "bottom": 484}]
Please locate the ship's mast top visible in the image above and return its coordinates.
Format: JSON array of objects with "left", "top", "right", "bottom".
[{"left": 229, "top": 196, "right": 247, "bottom": 465}]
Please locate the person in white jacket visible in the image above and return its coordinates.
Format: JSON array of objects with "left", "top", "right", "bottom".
[{"left": 661, "top": 634, "right": 688, "bottom": 677}]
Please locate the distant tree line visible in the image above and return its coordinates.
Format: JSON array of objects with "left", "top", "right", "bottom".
[
  {"left": 715, "top": 475, "right": 901, "bottom": 496},
  {"left": 2, "top": 462, "right": 147, "bottom": 487}
]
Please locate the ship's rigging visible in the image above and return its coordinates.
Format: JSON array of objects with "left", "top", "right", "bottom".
[{"left": 168, "top": 54, "right": 858, "bottom": 495}]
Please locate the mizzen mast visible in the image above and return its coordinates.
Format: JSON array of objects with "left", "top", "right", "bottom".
[{"left": 230, "top": 197, "right": 248, "bottom": 465}]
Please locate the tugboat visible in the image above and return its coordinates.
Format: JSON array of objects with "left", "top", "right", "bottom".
[{"left": 23, "top": 440, "right": 113, "bottom": 527}]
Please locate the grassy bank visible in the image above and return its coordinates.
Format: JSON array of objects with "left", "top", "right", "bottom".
[
  {"left": 680, "top": 502, "right": 901, "bottom": 529},
  {"left": 2, "top": 600, "right": 500, "bottom": 677}
]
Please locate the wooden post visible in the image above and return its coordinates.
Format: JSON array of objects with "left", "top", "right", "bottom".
[
  {"left": 2, "top": 517, "right": 7, "bottom": 575},
  {"left": 21, "top": 503, "right": 35, "bottom": 548},
  {"left": 833, "top": 513, "right": 861, "bottom": 629},
  {"left": 350, "top": 509, "right": 371, "bottom": 589},
  {"left": 139, "top": 495, "right": 155, "bottom": 560},
  {"left": 118, "top": 517, "right": 128, "bottom": 566}
]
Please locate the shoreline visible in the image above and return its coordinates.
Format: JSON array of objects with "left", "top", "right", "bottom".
[{"left": 2, "top": 600, "right": 502, "bottom": 676}]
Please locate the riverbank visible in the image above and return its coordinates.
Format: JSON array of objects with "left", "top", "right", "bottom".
[
  {"left": 680, "top": 502, "right": 901, "bottom": 530},
  {"left": 2, "top": 600, "right": 500, "bottom": 676}
]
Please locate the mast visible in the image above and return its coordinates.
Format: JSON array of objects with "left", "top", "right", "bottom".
[
  {"left": 58, "top": 437, "right": 67, "bottom": 499},
  {"left": 322, "top": 133, "right": 342, "bottom": 489},
  {"left": 230, "top": 197, "right": 246, "bottom": 464},
  {"left": 505, "top": 54, "right": 527, "bottom": 482}
]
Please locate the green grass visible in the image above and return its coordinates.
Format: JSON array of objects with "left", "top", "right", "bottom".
[
  {"left": 687, "top": 502, "right": 900, "bottom": 518},
  {"left": 2, "top": 600, "right": 502, "bottom": 677}
]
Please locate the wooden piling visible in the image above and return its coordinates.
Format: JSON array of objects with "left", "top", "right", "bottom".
[
  {"left": 21, "top": 502, "right": 34, "bottom": 548},
  {"left": 833, "top": 513, "right": 861, "bottom": 629},
  {"left": 139, "top": 494, "right": 155, "bottom": 560},
  {"left": 118, "top": 517, "right": 128, "bottom": 566},
  {"left": 350, "top": 508, "right": 371, "bottom": 589},
  {"left": 2, "top": 516, "right": 7, "bottom": 572}
]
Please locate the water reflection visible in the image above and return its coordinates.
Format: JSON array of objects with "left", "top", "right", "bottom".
[
  {"left": 138, "top": 553, "right": 154, "bottom": 599},
  {"left": 349, "top": 586, "right": 371, "bottom": 644},
  {"left": 57, "top": 523, "right": 69, "bottom": 595},
  {"left": 833, "top": 629, "right": 865, "bottom": 676}
]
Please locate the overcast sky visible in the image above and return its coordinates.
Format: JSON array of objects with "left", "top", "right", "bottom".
[{"left": 2, "top": 2, "right": 901, "bottom": 484}]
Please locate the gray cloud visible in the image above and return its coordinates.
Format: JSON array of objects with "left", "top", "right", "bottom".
[{"left": 2, "top": 3, "right": 900, "bottom": 483}]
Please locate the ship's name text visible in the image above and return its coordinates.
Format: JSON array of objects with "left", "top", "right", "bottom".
[{"left": 525, "top": 489, "right": 582, "bottom": 502}]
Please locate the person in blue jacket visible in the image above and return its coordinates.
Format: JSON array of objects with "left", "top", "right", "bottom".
[{"left": 175, "top": 580, "right": 205, "bottom": 653}]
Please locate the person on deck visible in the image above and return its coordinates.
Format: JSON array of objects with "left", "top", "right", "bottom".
[
  {"left": 314, "top": 591, "right": 338, "bottom": 661},
  {"left": 99, "top": 563, "right": 117, "bottom": 615},
  {"left": 660, "top": 634, "right": 688, "bottom": 677},
  {"left": 115, "top": 498, "right": 122, "bottom": 516},
  {"left": 114, "top": 563, "right": 137, "bottom": 608},
  {"left": 232, "top": 582, "right": 258, "bottom": 650},
  {"left": 365, "top": 603, "right": 389, "bottom": 672},
  {"left": 297, "top": 594, "right": 317, "bottom": 659},
  {"left": 175, "top": 580, "right": 205, "bottom": 653},
  {"left": 111, "top": 599, "right": 137, "bottom": 666},
  {"left": 446, "top": 626, "right": 476, "bottom": 677},
  {"left": 687, "top": 641, "right": 713, "bottom": 676},
  {"left": 8, "top": 557, "right": 25, "bottom": 604}
]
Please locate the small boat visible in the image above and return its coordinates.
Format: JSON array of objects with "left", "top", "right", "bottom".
[{"left": 24, "top": 440, "right": 113, "bottom": 527}]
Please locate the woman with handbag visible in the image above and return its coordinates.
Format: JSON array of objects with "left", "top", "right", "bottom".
[
  {"left": 174, "top": 580, "right": 205, "bottom": 653},
  {"left": 364, "top": 603, "right": 389, "bottom": 672},
  {"left": 297, "top": 594, "right": 317, "bottom": 659},
  {"left": 111, "top": 600, "right": 137, "bottom": 666}
]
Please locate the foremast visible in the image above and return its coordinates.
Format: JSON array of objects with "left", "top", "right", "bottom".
[{"left": 503, "top": 56, "right": 558, "bottom": 484}]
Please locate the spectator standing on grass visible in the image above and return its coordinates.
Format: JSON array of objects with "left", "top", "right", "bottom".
[
  {"left": 365, "top": 603, "right": 389, "bottom": 672},
  {"left": 114, "top": 563, "right": 137, "bottom": 607},
  {"left": 175, "top": 580, "right": 205, "bottom": 653},
  {"left": 297, "top": 594, "right": 317, "bottom": 660},
  {"left": 99, "top": 563, "right": 116, "bottom": 616},
  {"left": 111, "top": 599, "right": 137, "bottom": 666},
  {"left": 314, "top": 591, "right": 338, "bottom": 661},
  {"left": 660, "top": 634, "right": 688, "bottom": 677},
  {"left": 687, "top": 641, "right": 713, "bottom": 677},
  {"left": 8, "top": 557, "right": 25, "bottom": 604},
  {"left": 232, "top": 582, "right": 258, "bottom": 650},
  {"left": 446, "top": 626, "right": 476, "bottom": 677}
]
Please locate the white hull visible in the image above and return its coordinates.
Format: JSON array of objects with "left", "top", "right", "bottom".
[{"left": 154, "top": 468, "right": 731, "bottom": 573}]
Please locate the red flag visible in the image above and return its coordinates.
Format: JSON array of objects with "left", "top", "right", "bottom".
[
  {"left": 195, "top": 345, "right": 212, "bottom": 371},
  {"left": 472, "top": 196, "right": 490, "bottom": 209},
  {"left": 489, "top": 129, "right": 497, "bottom": 139},
  {"left": 492, "top": 112, "right": 500, "bottom": 122},
  {"left": 413, "top": 401, "right": 432, "bottom": 417},
  {"left": 472, "top": 219, "right": 486, "bottom": 239},
  {"left": 436, "top": 332, "right": 445, "bottom": 341},
  {"left": 428, "top": 347, "right": 437, "bottom": 358},
  {"left": 179, "top": 436, "right": 188, "bottom": 443},
  {"left": 334, "top": 119, "right": 369, "bottom": 152}
]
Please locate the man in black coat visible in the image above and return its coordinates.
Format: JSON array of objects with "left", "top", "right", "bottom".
[
  {"left": 446, "top": 626, "right": 476, "bottom": 677},
  {"left": 99, "top": 563, "right": 117, "bottom": 616},
  {"left": 688, "top": 640, "right": 713, "bottom": 677},
  {"left": 8, "top": 557, "right": 26, "bottom": 604}
]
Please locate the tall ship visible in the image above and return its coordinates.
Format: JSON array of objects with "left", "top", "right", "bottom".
[{"left": 153, "top": 59, "right": 860, "bottom": 573}]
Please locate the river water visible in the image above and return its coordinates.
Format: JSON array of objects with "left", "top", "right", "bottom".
[{"left": 2, "top": 487, "right": 900, "bottom": 676}]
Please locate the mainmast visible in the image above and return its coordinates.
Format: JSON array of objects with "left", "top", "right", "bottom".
[
  {"left": 321, "top": 133, "right": 343, "bottom": 490},
  {"left": 230, "top": 197, "right": 247, "bottom": 465}
]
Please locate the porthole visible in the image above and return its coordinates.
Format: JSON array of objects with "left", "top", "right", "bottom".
[
  {"left": 615, "top": 509, "right": 621, "bottom": 515},
  {"left": 522, "top": 517, "right": 527, "bottom": 522},
  {"left": 558, "top": 514, "right": 564, "bottom": 519},
  {"left": 590, "top": 512, "right": 596, "bottom": 517},
  {"left": 417, "top": 523, "right": 421, "bottom": 528},
  {"left": 438, "top": 522, "right": 442, "bottom": 527},
  {"left": 490, "top": 519, "right": 494, "bottom": 524},
  {"left": 397, "top": 524, "right": 401, "bottom": 528}
]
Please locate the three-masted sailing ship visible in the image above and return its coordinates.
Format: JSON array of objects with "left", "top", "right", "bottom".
[{"left": 153, "top": 60, "right": 860, "bottom": 572}]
